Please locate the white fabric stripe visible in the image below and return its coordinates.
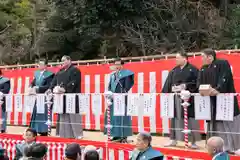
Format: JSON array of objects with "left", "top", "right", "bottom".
[
  {"left": 172, "top": 156, "right": 180, "bottom": 160},
  {"left": 57, "top": 144, "right": 62, "bottom": 160},
  {"left": 137, "top": 72, "right": 144, "bottom": 132},
  {"left": 118, "top": 150, "right": 124, "bottom": 160},
  {"left": 94, "top": 74, "right": 101, "bottom": 130},
  {"left": 204, "top": 120, "right": 207, "bottom": 133},
  {"left": 128, "top": 75, "right": 133, "bottom": 120},
  {"left": 22, "top": 77, "right": 30, "bottom": 125},
  {"left": 104, "top": 74, "right": 110, "bottom": 92},
  {"left": 149, "top": 72, "right": 156, "bottom": 133},
  {"left": 14, "top": 77, "right": 22, "bottom": 125},
  {"left": 161, "top": 70, "right": 170, "bottom": 134},
  {"left": 52, "top": 144, "right": 56, "bottom": 160},
  {"left": 47, "top": 145, "right": 51, "bottom": 160},
  {"left": 109, "top": 149, "right": 114, "bottom": 160},
  {"left": 84, "top": 75, "right": 91, "bottom": 129},
  {"left": 99, "top": 147, "right": 103, "bottom": 159},
  {"left": 231, "top": 65, "right": 233, "bottom": 73},
  {"left": 104, "top": 74, "right": 110, "bottom": 111},
  {"left": 129, "top": 151, "right": 133, "bottom": 159},
  {"left": 7, "top": 78, "right": 15, "bottom": 124}
]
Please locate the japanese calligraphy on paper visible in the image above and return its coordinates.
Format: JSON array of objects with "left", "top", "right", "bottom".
[
  {"left": 143, "top": 93, "right": 156, "bottom": 116},
  {"left": 91, "top": 93, "right": 102, "bottom": 115},
  {"left": 194, "top": 95, "right": 211, "bottom": 120},
  {"left": 78, "top": 94, "right": 90, "bottom": 114},
  {"left": 160, "top": 93, "right": 174, "bottom": 118},
  {"left": 216, "top": 94, "right": 234, "bottom": 121},
  {"left": 127, "top": 94, "right": 140, "bottom": 116},
  {"left": 66, "top": 94, "right": 76, "bottom": 114},
  {"left": 113, "top": 94, "right": 125, "bottom": 116}
]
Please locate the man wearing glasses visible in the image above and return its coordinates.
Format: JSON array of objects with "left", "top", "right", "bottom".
[{"left": 48, "top": 55, "right": 83, "bottom": 139}]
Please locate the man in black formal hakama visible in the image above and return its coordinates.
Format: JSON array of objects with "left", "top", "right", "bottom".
[
  {"left": 162, "top": 52, "right": 201, "bottom": 149},
  {"left": 197, "top": 48, "right": 240, "bottom": 153},
  {"left": 48, "top": 55, "right": 83, "bottom": 139}
]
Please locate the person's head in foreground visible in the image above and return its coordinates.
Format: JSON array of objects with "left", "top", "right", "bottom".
[
  {"left": 64, "top": 143, "right": 81, "bottom": 160},
  {"left": 133, "top": 132, "right": 163, "bottom": 160},
  {"left": 38, "top": 59, "right": 48, "bottom": 71},
  {"left": 84, "top": 150, "right": 99, "bottom": 160},
  {"left": 175, "top": 52, "right": 188, "bottom": 67},
  {"left": 135, "top": 131, "right": 152, "bottom": 151},
  {"left": 206, "top": 136, "right": 224, "bottom": 157},
  {"left": 23, "top": 143, "right": 48, "bottom": 160},
  {"left": 201, "top": 48, "right": 216, "bottom": 65},
  {"left": 83, "top": 145, "right": 96, "bottom": 155},
  {"left": 23, "top": 128, "right": 37, "bottom": 144}
]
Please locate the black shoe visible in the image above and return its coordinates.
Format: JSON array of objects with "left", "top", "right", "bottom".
[
  {"left": 110, "top": 137, "right": 121, "bottom": 142},
  {"left": 1, "top": 130, "right": 5, "bottom": 133},
  {"left": 120, "top": 137, "right": 129, "bottom": 143},
  {"left": 39, "top": 132, "right": 48, "bottom": 136}
]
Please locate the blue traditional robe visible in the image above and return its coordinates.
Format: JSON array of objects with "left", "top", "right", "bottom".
[
  {"left": 104, "top": 69, "right": 134, "bottom": 138},
  {"left": 0, "top": 77, "right": 10, "bottom": 132},
  {"left": 212, "top": 152, "right": 229, "bottom": 160},
  {"left": 130, "top": 147, "right": 164, "bottom": 160},
  {"left": 14, "top": 141, "right": 36, "bottom": 160},
  {"left": 29, "top": 70, "right": 54, "bottom": 133}
]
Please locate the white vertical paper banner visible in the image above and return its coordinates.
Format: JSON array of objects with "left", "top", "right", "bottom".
[
  {"left": 78, "top": 94, "right": 90, "bottom": 114},
  {"left": 53, "top": 94, "right": 64, "bottom": 114},
  {"left": 216, "top": 94, "right": 234, "bottom": 121},
  {"left": 14, "top": 94, "right": 23, "bottom": 112},
  {"left": 36, "top": 94, "right": 45, "bottom": 114},
  {"left": 160, "top": 93, "right": 174, "bottom": 118},
  {"left": 113, "top": 94, "right": 125, "bottom": 116},
  {"left": 24, "top": 95, "right": 36, "bottom": 113},
  {"left": 143, "top": 93, "right": 156, "bottom": 116},
  {"left": 127, "top": 94, "right": 140, "bottom": 116},
  {"left": 66, "top": 94, "right": 76, "bottom": 114},
  {"left": 194, "top": 95, "right": 211, "bottom": 120},
  {"left": 91, "top": 93, "right": 102, "bottom": 115},
  {"left": 5, "top": 94, "right": 13, "bottom": 112}
]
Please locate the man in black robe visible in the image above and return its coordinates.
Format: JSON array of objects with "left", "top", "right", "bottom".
[
  {"left": 48, "top": 55, "right": 83, "bottom": 139},
  {"left": 197, "top": 48, "right": 240, "bottom": 153},
  {"left": 162, "top": 52, "right": 201, "bottom": 149}
]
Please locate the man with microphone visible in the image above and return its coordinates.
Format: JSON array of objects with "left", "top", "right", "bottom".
[
  {"left": 29, "top": 59, "right": 55, "bottom": 136},
  {"left": 103, "top": 57, "right": 134, "bottom": 143}
]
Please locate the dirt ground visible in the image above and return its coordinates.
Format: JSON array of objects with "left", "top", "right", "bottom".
[{"left": 6, "top": 126, "right": 206, "bottom": 151}]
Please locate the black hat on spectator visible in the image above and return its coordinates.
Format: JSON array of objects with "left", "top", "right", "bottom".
[{"left": 65, "top": 143, "right": 81, "bottom": 159}]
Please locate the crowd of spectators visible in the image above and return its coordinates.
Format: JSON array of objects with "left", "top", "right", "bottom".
[{"left": 0, "top": 128, "right": 231, "bottom": 160}]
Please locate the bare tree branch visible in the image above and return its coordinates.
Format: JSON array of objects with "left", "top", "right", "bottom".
[{"left": 0, "top": 22, "right": 11, "bottom": 34}]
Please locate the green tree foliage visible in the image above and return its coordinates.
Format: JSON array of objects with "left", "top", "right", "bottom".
[
  {"left": 0, "top": 0, "right": 32, "bottom": 64},
  {"left": 39, "top": 0, "right": 223, "bottom": 60},
  {"left": 220, "top": 5, "right": 240, "bottom": 49},
  {"left": 1, "top": 0, "right": 239, "bottom": 64}
]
